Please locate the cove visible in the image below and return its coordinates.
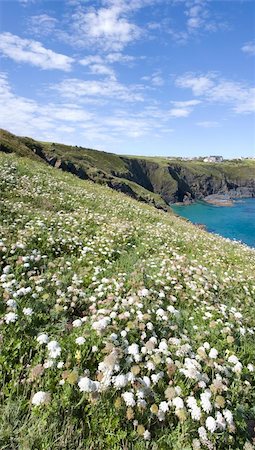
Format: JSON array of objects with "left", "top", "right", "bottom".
[{"left": 172, "top": 198, "right": 255, "bottom": 248}]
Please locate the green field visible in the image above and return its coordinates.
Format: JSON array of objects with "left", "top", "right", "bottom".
[{"left": 0, "top": 151, "right": 254, "bottom": 449}]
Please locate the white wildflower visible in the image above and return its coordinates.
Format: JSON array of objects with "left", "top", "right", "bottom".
[
  {"left": 4, "top": 312, "right": 18, "bottom": 324},
  {"left": 208, "top": 348, "right": 218, "bottom": 359},
  {"left": 47, "top": 340, "right": 61, "bottom": 359},
  {"left": 92, "top": 317, "right": 110, "bottom": 333},
  {"left": 200, "top": 390, "right": 212, "bottom": 413},
  {"left": 23, "top": 307, "right": 33, "bottom": 316},
  {"left": 223, "top": 409, "right": 233, "bottom": 425},
  {"left": 216, "top": 411, "right": 226, "bottom": 429},
  {"left": 192, "top": 438, "right": 201, "bottom": 449},
  {"left": 75, "top": 336, "right": 85, "bottom": 345},
  {"left": 122, "top": 391, "right": 135, "bottom": 407},
  {"left": 172, "top": 397, "right": 184, "bottom": 410},
  {"left": 142, "top": 376, "right": 151, "bottom": 388},
  {"left": 72, "top": 319, "right": 82, "bottom": 328},
  {"left": 6, "top": 299, "right": 17, "bottom": 308},
  {"left": 191, "top": 405, "right": 201, "bottom": 420},
  {"left": 78, "top": 377, "right": 99, "bottom": 393},
  {"left": 151, "top": 372, "right": 163, "bottom": 384},
  {"left": 233, "top": 362, "right": 242, "bottom": 373},
  {"left": 139, "top": 288, "right": 149, "bottom": 297},
  {"left": 43, "top": 359, "right": 54, "bottom": 369},
  {"left": 37, "top": 333, "right": 49, "bottom": 344},
  {"left": 31, "top": 391, "right": 51, "bottom": 406},
  {"left": 228, "top": 355, "right": 239, "bottom": 364},
  {"left": 128, "top": 343, "right": 139, "bottom": 356},
  {"left": 198, "top": 426, "right": 207, "bottom": 441},
  {"left": 159, "top": 401, "right": 169, "bottom": 413},
  {"left": 143, "top": 430, "right": 151, "bottom": 440},
  {"left": 206, "top": 416, "right": 217, "bottom": 433},
  {"left": 113, "top": 374, "right": 128, "bottom": 389}
]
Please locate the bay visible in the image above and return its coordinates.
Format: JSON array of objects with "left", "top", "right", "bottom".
[{"left": 172, "top": 198, "right": 255, "bottom": 248}]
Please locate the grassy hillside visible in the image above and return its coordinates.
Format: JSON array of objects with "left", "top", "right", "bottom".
[
  {"left": 0, "top": 152, "right": 254, "bottom": 449},
  {"left": 1, "top": 129, "right": 255, "bottom": 207}
]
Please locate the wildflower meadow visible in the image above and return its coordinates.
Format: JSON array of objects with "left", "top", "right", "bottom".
[{"left": 0, "top": 153, "right": 254, "bottom": 449}]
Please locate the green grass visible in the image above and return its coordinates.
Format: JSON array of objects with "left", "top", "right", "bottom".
[
  {"left": 0, "top": 152, "right": 255, "bottom": 449},
  {"left": 1, "top": 129, "right": 255, "bottom": 209}
]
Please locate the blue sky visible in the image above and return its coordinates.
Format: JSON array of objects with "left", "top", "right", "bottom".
[{"left": 0, "top": 0, "right": 254, "bottom": 157}]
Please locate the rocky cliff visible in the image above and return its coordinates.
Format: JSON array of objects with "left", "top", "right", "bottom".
[{"left": 1, "top": 129, "right": 255, "bottom": 210}]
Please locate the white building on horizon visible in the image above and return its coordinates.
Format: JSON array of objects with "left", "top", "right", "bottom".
[{"left": 203, "top": 155, "right": 223, "bottom": 163}]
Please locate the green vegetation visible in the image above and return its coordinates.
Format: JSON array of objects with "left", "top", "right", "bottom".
[
  {"left": 1, "top": 129, "right": 255, "bottom": 208},
  {"left": 0, "top": 151, "right": 254, "bottom": 449}
]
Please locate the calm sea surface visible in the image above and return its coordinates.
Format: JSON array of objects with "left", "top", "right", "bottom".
[{"left": 172, "top": 198, "right": 255, "bottom": 248}]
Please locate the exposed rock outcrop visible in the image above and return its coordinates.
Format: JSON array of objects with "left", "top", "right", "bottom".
[{"left": 1, "top": 128, "right": 255, "bottom": 210}]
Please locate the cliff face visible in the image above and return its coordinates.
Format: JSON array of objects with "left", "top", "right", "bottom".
[
  {"left": 116, "top": 159, "right": 255, "bottom": 204},
  {"left": 1, "top": 128, "right": 255, "bottom": 209}
]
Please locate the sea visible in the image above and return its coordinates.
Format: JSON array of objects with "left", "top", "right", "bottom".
[{"left": 172, "top": 198, "right": 255, "bottom": 248}]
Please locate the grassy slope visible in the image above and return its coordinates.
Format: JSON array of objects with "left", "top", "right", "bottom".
[
  {"left": 1, "top": 129, "right": 255, "bottom": 208},
  {"left": 0, "top": 129, "right": 169, "bottom": 211},
  {"left": 0, "top": 152, "right": 255, "bottom": 449}
]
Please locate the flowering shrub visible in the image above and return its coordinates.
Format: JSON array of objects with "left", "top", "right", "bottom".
[{"left": 0, "top": 153, "right": 254, "bottom": 449}]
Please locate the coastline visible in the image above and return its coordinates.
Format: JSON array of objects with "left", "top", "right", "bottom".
[
  {"left": 171, "top": 197, "right": 255, "bottom": 248},
  {"left": 172, "top": 192, "right": 255, "bottom": 207}
]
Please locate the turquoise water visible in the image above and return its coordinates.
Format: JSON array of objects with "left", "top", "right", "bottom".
[{"left": 172, "top": 198, "right": 255, "bottom": 248}]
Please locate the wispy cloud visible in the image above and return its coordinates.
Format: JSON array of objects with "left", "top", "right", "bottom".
[
  {"left": 171, "top": 100, "right": 201, "bottom": 107},
  {"left": 196, "top": 121, "right": 220, "bottom": 128},
  {"left": 53, "top": 78, "right": 145, "bottom": 102},
  {"left": 241, "top": 41, "right": 255, "bottom": 56},
  {"left": 18, "top": 0, "right": 38, "bottom": 5},
  {"left": 0, "top": 72, "right": 173, "bottom": 147},
  {"left": 65, "top": 3, "right": 141, "bottom": 51},
  {"left": 80, "top": 60, "right": 117, "bottom": 80},
  {"left": 176, "top": 72, "right": 255, "bottom": 114},
  {"left": 141, "top": 71, "right": 164, "bottom": 87},
  {"left": 169, "top": 99, "right": 201, "bottom": 118},
  {"left": 0, "top": 33, "right": 74, "bottom": 71},
  {"left": 28, "top": 14, "right": 58, "bottom": 37},
  {"left": 168, "top": 0, "right": 228, "bottom": 44},
  {"left": 0, "top": 73, "right": 92, "bottom": 138}
]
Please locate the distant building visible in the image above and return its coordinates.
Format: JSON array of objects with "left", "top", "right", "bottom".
[{"left": 203, "top": 155, "right": 223, "bottom": 163}]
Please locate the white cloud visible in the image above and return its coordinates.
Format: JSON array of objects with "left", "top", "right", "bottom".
[
  {"left": 53, "top": 78, "right": 144, "bottom": 102},
  {"left": 79, "top": 52, "right": 136, "bottom": 79},
  {"left": 18, "top": 0, "right": 37, "bottom": 5},
  {"left": 79, "top": 55, "right": 104, "bottom": 66},
  {"left": 142, "top": 71, "right": 164, "bottom": 87},
  {"left": 28, "top": 14, "right": 58, "bottom": 36},
  {"left": 185, "top": 1, "right": 209, "bottom": 32},
  {"left": 80, "top": 58, "right": 116, "bottom": 80},
  {"left": 105, "top": 52, "right": 136, "bottom": 63},
  {"left": 0, "top": 72, "right": 174, "bottom": 148},
  {"left": 67, "top": 4, "right": 141, "bottom": 51},
  {"left": 0, "top": 33, "right": 74, "bottom": 71},
  {"left": 176, "top": 74, "right": 215, "bottom": 95},
  {"left": 168, "top": 99, "right": 201, "bottom": 118},
  {"left": 105, "top": 116, "right": 151, "bottom": 137},
  {"left": 168, "top": 0, "right": 228, "bottom": 44},
  {"left": 176, "top": 72, "right": 255, "bottom": 114},
  {"left": 0, "top": 72, "right": 92, "bottom": 139},
  {"left": 87, "top": 64, "right": 116, "bottom": 79},
  {"left": 169, "top": 108, "right": 191, "bottom": 118},
  {"left": 151, "top": 74, "right": 164, "bottom": 86},
  {"left": 171, "top": 100, "right": 201, "bottom": 107},
  {"left": 241, "top": 41, "right": 255, "bottom": 56},
  {"left": 196, "top": 121, "right": 219, "bottom": 128}
]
